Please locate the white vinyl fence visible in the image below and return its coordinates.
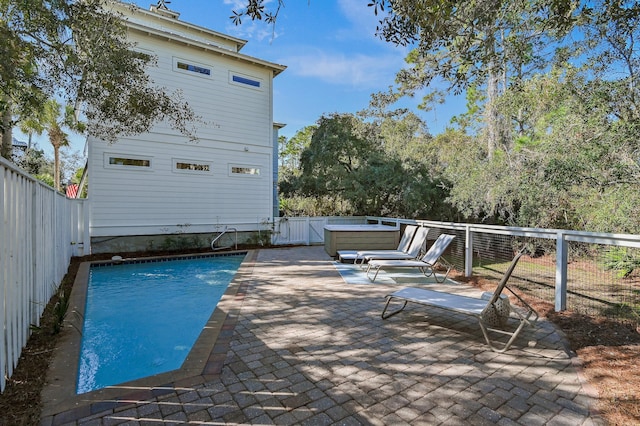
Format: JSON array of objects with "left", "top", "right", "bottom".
[
  {"left": 272, "top": 216, "right": 368, "bottom": 246},
  {"left": 1, "top": 157, "right": 89, "bottom": 393}
]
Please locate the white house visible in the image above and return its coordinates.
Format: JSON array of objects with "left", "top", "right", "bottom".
[{"left": 87, "top": 1, "right": 286, "bottom": 253}]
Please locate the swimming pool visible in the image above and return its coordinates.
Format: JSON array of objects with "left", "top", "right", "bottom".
[{"left": 77, "top": 253, "right": 245, "bottom": 394}]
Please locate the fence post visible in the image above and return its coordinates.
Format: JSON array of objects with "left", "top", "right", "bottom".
[
  {"left": 465, "top": 224, "right": 473, "bottom": 277},
  {"left": 555, "top": 231, "right": 568, "bottom": 311},
  {"left": 82, "top": 200, "right": 91, "bottom": 255}
]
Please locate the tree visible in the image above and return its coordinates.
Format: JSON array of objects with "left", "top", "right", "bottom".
[
  {"left": 580, "top": 0, "right": 640, "bottom": 123},
  {"left": 232, "top": 1, "right": 579, "bottom": 156},
  {"left": 233, "top": 0, "right": 640, "bottom": 233},
  {"left": 0, "top": 0, "right": 45, "bottom": 159},
  {"left": 279, "top": 125, "right": 315, "bottom": 173},
  {"left": 18, "top": 109, "right": 45, "bottom": 150},
  {"left": 435, "top": 62, "right": 640, "bottom": 232},
  {"left": 13, "top": 144, "right": 51, "bottom": 177},
  {"left": 0, "top": 0, "right": 198, "bottom": 160},
  {"left": 386, "top": 1, "right": 581, "bottom": 157},
  {"left": 42, "top": 100, "right": 85, "bottom": 191},
  {"left": 287, "top": 111, "right": 456, "bottom": 219},
  {"left": 230, "top": 0, "right": 285, "bottom": 26},
  {"left": 278, "top": 126, "right": 318, "bottom": 215},
  {"left": 296, "top": 114, "right": 380, "bottom": 214}
]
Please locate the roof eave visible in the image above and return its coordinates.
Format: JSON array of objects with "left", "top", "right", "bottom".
[{"left": 126, "top": 21, "right": 287, "bottom": 76}]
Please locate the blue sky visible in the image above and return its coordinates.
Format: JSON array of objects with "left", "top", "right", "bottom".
[{"left": 20, "top": 0, "right": 464, "bottom": 156}]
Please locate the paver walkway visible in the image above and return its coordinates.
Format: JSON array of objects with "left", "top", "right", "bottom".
[{"left": 41, "top": 246, "right": 602, "bottom": 425}]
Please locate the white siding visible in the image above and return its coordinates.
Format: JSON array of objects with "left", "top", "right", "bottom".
[
  {"left": 121, "top": 8, "right": 245, "bottom": 52},
  {"left": 88, "top": 5, "right": 282, "bottom": 238},
  {"left": 131, "top": 35, "right": 274, "bottom": 147},
  {"left": 90, "top": 136, "right": 273, "bottom": 236}
]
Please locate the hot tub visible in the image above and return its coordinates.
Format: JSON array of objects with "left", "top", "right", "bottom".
[{"left": 324, "top": 224, "right": 400, "bottom": 257}]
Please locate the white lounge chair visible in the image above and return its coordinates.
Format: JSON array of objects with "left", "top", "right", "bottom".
[
  {"left": 366, "top": 233, "right": 455, "bottom": 282},
  {"left": 380, "top": 249, "right": 539, "bottom": 352},
  {"left": 337, "top": 225, "right": 418, "bottom": 263},
  {"left": 356, "top": 226, "right": 430, "bottom": 266}
]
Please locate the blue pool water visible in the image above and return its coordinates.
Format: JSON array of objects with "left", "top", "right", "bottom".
[{"left": 77, "top": 254, "right": 245, "bottom": 394}]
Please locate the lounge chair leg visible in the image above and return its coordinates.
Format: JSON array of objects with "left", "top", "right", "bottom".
[
  {"left": 478, "top": 319, "right": 528, "bottom": 353},
  {"left": 434, "top": 265, "right": 452, "bottom": 283},
  {"left": 366, "top": 265, "right": 381, "bottom": 281},
  {"left": 419, "top": 266, "right": 434, "bottom": 278},
  {"left": 382, "top": 297, "right": 408, "bottom": 319},
  {"left": 371, "top": 267, "right": 381, "bottom": 282}
]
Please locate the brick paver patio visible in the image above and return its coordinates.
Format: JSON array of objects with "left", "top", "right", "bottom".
[{"left": 40, "top": 246, "right": 602, "bottom": 425}]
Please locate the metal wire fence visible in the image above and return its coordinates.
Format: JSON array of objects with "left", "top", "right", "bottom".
[
  {"left": 278, "top": 216, "right": 640, "bottom": 327},
  {"left": 386, "top": 218, "right": 640, "bottom": 328},
  {"left": 466, "top": 233, "right": 557, "bottom": 307},
  {"left": 565, "top": 243, "right": 640, "bottom": 325}
]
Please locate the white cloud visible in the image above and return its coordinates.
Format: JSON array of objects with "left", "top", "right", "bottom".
[
  {"left": 222, "top": 0, "right": 244, "bottom": 8},
  {"left": 221, "top": 0, "right": 281, "bottom": 42},
  {"left": 337, "top": 0, "right": 383, "bottom": 36},
  {"left": 228, "top": 20, "right": 279, "bottom": 42},
  {"left": 281, "top": 49, "right": 404, "bottom": 89}
]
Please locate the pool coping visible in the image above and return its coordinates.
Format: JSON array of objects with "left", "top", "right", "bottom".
[{"left": 40, "top": 249, "right": 257, "bottom": 421}]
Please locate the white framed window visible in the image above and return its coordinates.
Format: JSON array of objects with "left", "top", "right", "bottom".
[
  {"left": 104, "top": 154, "right": 152, "bottom": 169},
  {"left": 173, "top": 57, "right": 212, "bottom": 78},
  {"left": 173, "top": 158, "right": 212, "bottom": 174},
  {"left": 229, "top": 164, "right": 261, "bottom": 177},
  {"left": 229, "top": 71, "right": 262, "bottom": 90}
]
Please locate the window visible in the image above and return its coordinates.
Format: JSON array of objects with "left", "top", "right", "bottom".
[
  {"left": 177, "top": 62, "right": 210, "bottom": 76},
  {"left": 231, "top": 165, "right": 260, "bottom": 176},
  {"left": 173, "top": 57, "right": 212, "bottom": 78},
  {"left": 176, "top": 162, "right": 210, "bottom": 171},
  {"left": 106, "top": 155, "right": 152, "bottom": 168},
  {"left": 229, "top": 71, "right": 262, "bottom": 90},
  {"left": 173, "top": 159, "right": 212, "bottom": 174},
  {"left": 232, "top": 75, "right": 260, "bottom": 87}
]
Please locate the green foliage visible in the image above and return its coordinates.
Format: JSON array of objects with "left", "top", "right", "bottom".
[
  {"left": 280, "top": 111, "right": 458, "bottom": 220},
  {"left": 279, "top": 195, "right": 350, "bottom": 217},
  {"left": 52, "top": 287, "right": 70, "bottom": 335},
  {"left": 35, "top": 173, "right": 54, "bottom": 187},
  {"left": 42, "top": 99, "right": 85, "bottom": 190},
  {"left": 13, "top": 145, "right": 51, "bottom": 176},
  {"left": 160, "top": 234, "right": 204, "bottom": 251},
  {"left": 279, "top": 126, "right": 315, "bottom": 174},
  {"left": 371, "top": 0, "right": 577, "bottom": 88},
  {"left": 241, "top": 0, "right": 640, "bottom": 235},
  {"left": 245, "top": 230, "right": 272, "bottom": 247},
  {"left": 1, "top": 0, "right": 198, "bottom": 151},
  {"left": 434, "top": 57, "right": 640, "bottom": 233},
  {"left": 29, "top": 284, "right": 70, "bottom": 335},
  {"left": 603, "top": 247, "right": 640, "bottom": 279},
  {"left": 159, "top": 224, "right": 205, "bottom": 250},
  {"left": 295, "top": 113, "right": 380, "bottom": 213}
]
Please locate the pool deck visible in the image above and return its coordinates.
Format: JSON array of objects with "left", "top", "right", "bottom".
[{"left": 40, "top": 246, "right": 603, "bottom": 425}]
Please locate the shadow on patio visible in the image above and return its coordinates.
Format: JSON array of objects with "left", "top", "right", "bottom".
[{"left": 40, "top": 246, "right": 602, "bottom": 425}]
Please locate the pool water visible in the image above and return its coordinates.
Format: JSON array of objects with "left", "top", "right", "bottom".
[{"left": 77, "top": 254, "right": 245, "bottom": 394}]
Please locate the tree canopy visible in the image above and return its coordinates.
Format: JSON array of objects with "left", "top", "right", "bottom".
[
  {"left": 249, "top": 0, "right": 639, "bottom": 233},
  {"left": 279, "top": 110, "right": 452, "bottom": 220},
  {"left": 1, "top": 0, "right": 198, "bottom": 159}
]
